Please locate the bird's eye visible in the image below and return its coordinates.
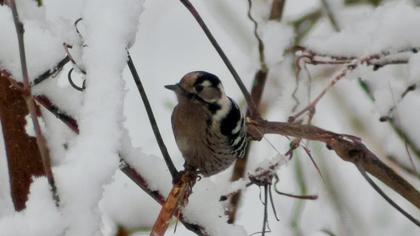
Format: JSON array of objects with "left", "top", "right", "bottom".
[{"left": 195, "top": 84, "right": 203, "bottom": 92}]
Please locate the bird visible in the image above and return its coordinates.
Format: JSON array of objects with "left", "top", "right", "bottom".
[{"left": 165, "top": 71, "right": 248, "bottom": 176}]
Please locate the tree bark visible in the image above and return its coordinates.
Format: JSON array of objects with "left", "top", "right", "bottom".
[{"left": 0, "top": 74, "right": 44, "bottom": 211}]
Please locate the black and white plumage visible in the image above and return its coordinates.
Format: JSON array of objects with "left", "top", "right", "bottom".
[{"left": 165, "top": 71, "right": 248, "bottom": 176}]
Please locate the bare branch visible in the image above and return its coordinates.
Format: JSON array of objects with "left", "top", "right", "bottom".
[
  {"left": 254, "top": 120, "right": 420, "bottom": 209},
  {"left": 6, "top": 0, "right": 59, "bottom": 205},
  {"left": 126, "top": 52, "right": 178, "bottom": 179},
  {"left": 150, "top": 171, "right": 199, "bottom": 236},
  {"left": 291, "top": 46, "right": 420, "bottom": 122},
  {"left": 247, "top": 0, "right": 267, "bottom": 72},
  {"left": 179, "top": 0, "right": 260, "bottom": 119},
  {"left": 32, "top": 56, "right": 70, "bottom": 86}
]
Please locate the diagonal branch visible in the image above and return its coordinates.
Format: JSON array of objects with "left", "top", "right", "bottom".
[
  {"left": 6, "top": 0, "right": 59, "bottom": 205},
  {"left": 179, "top": 0, "right": 260, "bottom": 119},
  {"left": 356, "top": 165, "right": 420, "bottom": 227},
  {"left": 320, "top": 0, "right": 340, "bottom": 31},
  {"left": 32, "top": 56, "right": 70, "bottom": 85},
  {"left": 126, "top": 52, "right": 178, "bottom": 180},
  {"left": 255, "top": 120, "right": 420, "bottom": 210}
]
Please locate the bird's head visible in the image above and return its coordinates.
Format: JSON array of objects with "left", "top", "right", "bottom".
[{"left": 165, "top": 71, "right": 225, "bottom": 104}]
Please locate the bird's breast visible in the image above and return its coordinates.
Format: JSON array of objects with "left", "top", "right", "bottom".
[{"left": 172, "top": 101, "right": 210, "bottom": 152}]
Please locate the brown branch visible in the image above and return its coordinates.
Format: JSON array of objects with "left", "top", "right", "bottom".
[
  {"left": 6, "top": 0, "right": 59, "bottom": 205},
  {"left": 32, "top": 56, "right": 70, "bottom": 86},
  {"left": 254, "top": 120, "right": 420, "bottom": 209},
  {"left": 387, "top": 155, "right": 419, "bottom": 179},
  {"left": 34, "top": 95, "right": 79, "bottom": 133},
  {"left": 121, "top": 161, "right": 206, "bottom": 235},
  {"left": 228, "top": 0, "right": 286, "bottom": 223},
  {"left": 269, "top": 0, "right": 286, "bottom": 21},
  {"left": 150, "top": 171, "right": 199, "bottom": 236}
]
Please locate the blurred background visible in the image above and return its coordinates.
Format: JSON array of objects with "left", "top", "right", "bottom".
[{"left": 2, "top": 0, "right": 420, "bottom": 235}]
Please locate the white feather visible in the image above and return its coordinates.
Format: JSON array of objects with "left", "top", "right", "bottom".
[{"left": 213, "top": 95, "right": 231, "bottom": 121}]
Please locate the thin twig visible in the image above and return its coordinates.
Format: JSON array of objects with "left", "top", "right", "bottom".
[
  {"left": 126, "top": 52, "right": 178, "bottom": 180},
  {"left": 6, "top": 0, "right": 60, "bottom": 205},
  {"left": 290, "top": 46, "right": 419, "bottom": 122},
  {"left": 247, "top": 0, "right": 267, "bottom": 72},
  {"left": 302, "top": 145, "right": 326, "bottom": 183},
  {"left": 290, "top": 61, "right": 358, "bottom": 122},
  {"left": 356, "top": 165, "right": 420, "bottom": 227},
  {"left": 34, "top": 95, "right": 79, "bottom": 133},
  {"left": 268, "top": 187, "right": 280, "bottom": 221},
  {"left": 262, "top": 185, "right": 269, "bottom": 236},
  {"left": 274, "top": 189, "right": 318, "bottom": 200},
  {"left": 179, "top": 0, "right": 260, "bottom": 119},
  {"left": 357, "top": 78, "right": 420, "bottom": 161},
  {"left": 320, "top": 0, "right": 340, "bottom": 31},
  {"left": 32, "top": 56, "right": 70, "bottom": 85}
]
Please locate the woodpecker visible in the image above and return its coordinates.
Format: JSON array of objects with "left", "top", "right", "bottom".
[{"left": 165, "top": 71, "right": 248, "bottom": 176}]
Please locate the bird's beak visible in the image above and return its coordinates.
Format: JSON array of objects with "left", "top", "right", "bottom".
[{"left": 164, "top": 83, "right": 179, "bottom": 91}]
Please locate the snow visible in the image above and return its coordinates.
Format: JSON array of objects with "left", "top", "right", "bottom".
[
  {"left": 261, "top": 21, "right": 294, "bottom": 67},
  {"left": 0, "top": 6, "right": 65, "bottom": 83},
  {"left": 408, "top": 53, "right": 420, "bottom": 85},
  {"left": 306, "top": 2, "right": 420, "bottom": 56},
  {"left": 0, "top": 178, "right": 65, "bottom": 236},
  {"left": 52, "top": 1, "right": 144, "bottom": 235},
  {"left": 24, "top": 113, "right": 47, "bottom": 137},
  {"left": 182, "top": 179, "right": 247, "bottom": 236},
  {"left": 120, "top": 130, "right": 172, "bottom": 196},
  {"left": 0, "top": 0, "right": 419, "bottom": 235},
  {"left": 249, "top": 154, "right": 288, "bottom": 176},
  {"left": 100, "top": 170, "right": 161, "bottom": 230}
]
